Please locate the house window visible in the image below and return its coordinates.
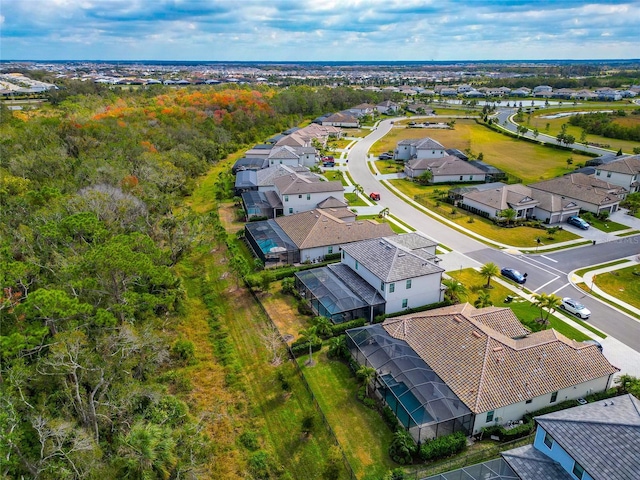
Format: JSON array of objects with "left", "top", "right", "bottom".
[
  {"left": 596, "top": 170, "right": 601, "bottom": 176},
  {"left": 380, "top": 282, "right": 384, "bottom": 291},
  {"left": 328, "top": 246, "right": 333, "bottom": 254},
  {"left": 402, "top": 299, "right": 408, "bottom": 308},
  {"left": 288, "top": 208, "right": 293, "bottom": 214},
  {"left": 469, "top": 176, "right": 473, "bottom": 180},
  {"left": 459, "top": 176, "right": 463, "bottom": 181},
  {"left": 406, "top": 279, "right": 412, "bottom": 289},
  {"left": 572, "top": 462, "right": 585, "bottom": 479},
  {"left": 299, "top": 194, "right": 302, "bottom": 199},
  {"left": 284, "top": 195, "right": 289, "bottom": 202},
  {"left": 355, "top": 261, "right": 359, "bottom": 270},
  {"left": 306, "top": 194, "right": 311, "bottom": 200},
  {"left": 526, "top": 399, "right": 532, "bottom": 404},
  {"left": 389, "top": 283, "right": 395, "bottom": 293},
  {"left": 543, "top": 432, "right": 554, "bottom": 449},
  {"left": 607, "top": 171, "right": 612, "bottom": 178},
  {"left": 486, "top": 411, "right": 494, "bottom": 422},
  {"left": 550, "top": 391, "right": 558, "bottom": 403}
]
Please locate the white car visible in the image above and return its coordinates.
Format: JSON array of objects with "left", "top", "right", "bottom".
[{"left": 560, "top": 297, "right": 591, "bottom": 319}]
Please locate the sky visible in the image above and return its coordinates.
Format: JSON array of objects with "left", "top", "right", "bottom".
[{"left": 2, "top": 0, "right": 639, "bottom": 62}]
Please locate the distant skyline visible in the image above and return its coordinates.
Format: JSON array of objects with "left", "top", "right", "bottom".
[{"left": 3, "top": 0, "right": 639, "bottom": 62}]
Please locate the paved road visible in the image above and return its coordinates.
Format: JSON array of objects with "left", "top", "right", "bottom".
[
  {"left": 493, "top": 109, "right": 615, "bottom": 156},
  {"left": 347, "top": 118, "right": 640, "bottom": 351}
]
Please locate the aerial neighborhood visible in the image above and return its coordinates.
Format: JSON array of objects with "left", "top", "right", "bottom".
[{"left": 3, "top": 58, "right": 640, "bottom": 480}]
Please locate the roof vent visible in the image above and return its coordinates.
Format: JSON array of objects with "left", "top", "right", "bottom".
[
  {"left": 493, "top": 346, "right": 503, "bottom": 352},
  {"left": 453, "top": 316, "right": 462, "bottom": 323},
  {"left": 472, "top": 331, "right": 482, "bottom": 338}
]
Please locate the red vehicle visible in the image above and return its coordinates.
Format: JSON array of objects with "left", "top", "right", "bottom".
[{"left": 369, "top": 192, "right": 381, "bottom": 201}]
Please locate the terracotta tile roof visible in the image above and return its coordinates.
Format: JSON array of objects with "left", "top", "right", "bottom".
[
  {"left": 382, "top": 304, "right": 619, "bottom": 414},
  {"left": 275, "top": 209, "right": 394, "bottom": 249}
]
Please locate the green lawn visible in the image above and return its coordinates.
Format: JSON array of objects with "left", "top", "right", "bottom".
[
  {"left": 357, "top": 214, "right": 408, "bottom": 234},
  {"left": 449, "top": 269, "right": 592, "bottom": 342},
  {"left": 581, "top": 215, "right": 629, "bottom": 233},
  {"left": 575, "top": 259, "right": 631, "bottom": 278},
  {"left": 323, "top": 170, "right": 348, "bottom": 186},
  {"left": 593, "top": 265, "right": 640, "bottom": 310},
  {"left": 345, "top": 192, "right": 369, "bottom": 206},
  {"left": 299, "top": 352, "right": 396, "bottom": 479},
  {"left": 373, "top": 119, "right": 593, "bottom": 183},
  {"left": 389, "top": 179, "right": 580, "bottom": 248},
  {"left": 375, "top": 159, "right": 405, "bottom": 174}
]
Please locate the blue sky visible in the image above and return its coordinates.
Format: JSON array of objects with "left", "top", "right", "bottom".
[{"left": 3, "top": 0, "right": 639, "bottom": 61}]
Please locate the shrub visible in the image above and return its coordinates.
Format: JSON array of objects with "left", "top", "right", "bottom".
[
  {"left": 171, "top": 339, "right": 196, "bottom": 365},
  {"left": 248, "top": 450, "right": 271, "bottom": 478},
  {"left": 382, "top": 405, "right": 400, "bottom": 431},
  {"left": 296, "top": 299, "right": 313, "bottom": 315},
  {"left": 276, "top": 369, "right": 291, "bottom": 392},
  {"left": 239, "top": 431, "right": 260, "bottom": 451},
  {"left": 329, "top": 318, "right": 367, "bottom": 336},
  {"left": 281, "top": 277, "right": 296, "bottom": 294},
  {"left": 418, "top": 432, "right": 466, "bottom": 461},
  {"left": 389, "top": 429, "right": 416, "bottom": 465},
  {"left": 290, "top": 339, "right": 323, "bottom": 357}
]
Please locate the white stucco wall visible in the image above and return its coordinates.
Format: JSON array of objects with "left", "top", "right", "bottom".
[
  {"left": 471, "top": 375, "right": 612, "bottom": 434},
  {"left": 432, "top": 173, "right": 485, "bottom": 184},
  {"left": 282, "top": 191, "right": 345, "bottom": 215},
  {"left": 595, "top": 170, "right": 636, "bottom": 192}
]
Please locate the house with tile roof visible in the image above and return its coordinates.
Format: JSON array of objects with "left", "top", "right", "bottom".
[
  {"left": 244, "top": 206, "right": 392, "bottom": 266},
  {"left": 321, "top": 112, "right": 360, "bottom": 128},
  {"left": 424, "top": 394, "right": 639, "bottom": 480},
  {"left": 404, "top": 155, "right": 487, "bottom": 183},
  {"left": 267, "top": 145, "right": 318, "bottom": 168},
  {"left": 458, "top": 183, "right": 580, "bottom": 224},
  {"left": 346, "top": 303, "right": 619, "bottom": 442},
  {"left": 274, "top": 173, "right": 344, "bottom": 216},
  {"left": 529, "top": 173, "right": 626, "bottom": 215},
  {"left": 594, "top": 154, "right": 640, "bottom": 193},
  {"left": 295, "top": 233, "right": 444, "bottom": 324},
  {"left": 395, "top": 137, "right": 447, "bottom": 162}
]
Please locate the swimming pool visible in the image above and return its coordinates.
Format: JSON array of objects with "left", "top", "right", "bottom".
[{"left": 381, "top": 374, "right": 433, "bottom": 427}]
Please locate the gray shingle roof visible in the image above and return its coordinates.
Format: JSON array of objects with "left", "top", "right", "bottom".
[
  {"left": 597, "top": 155, "right": 640, "bottom": 175},
  {"left": 534, "top": 394, "right": 640, "bottom": 480},
  {"left": 274, "top": 174, "right": 344, "bottom": 195},
  {"left": 530, "top": 173, "right": 626, "bottom": 207},
  {"left": 340, "top": 235, "right": 443, "bottom": 282},
  {"left": 407, "top": 155, "right": 486, "bottom": 177},
  {"left": 502, "top": 445, "right": 573, "bottom": 480},
  {"left": 398, "top": 137, "right": 446, "bottom": 150}
]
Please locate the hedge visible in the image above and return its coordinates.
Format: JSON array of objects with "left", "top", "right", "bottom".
[
  {"left": 419, "top": 432, "right": 466, "bottom": 461},
  {"left": 375, "top": 300, "right": 453, "bottom": 323},
  {"left": 290, "top": 339, "right": 323, "bottom": 357},
  {"left": 329, "top": 318, "right": 367, "bottom": 336}
]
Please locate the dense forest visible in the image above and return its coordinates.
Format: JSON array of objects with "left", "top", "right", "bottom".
[
  {"left": 0, "top": 83, "right": 382, "bottom": 479},
  {"left": 568, "top": 110, "right": 640, "bottom": 142}
]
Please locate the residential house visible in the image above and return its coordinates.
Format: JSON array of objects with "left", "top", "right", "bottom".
[
  {"left": 347, "top": 303, "right": 619, "bottom": 443},
  {"left": 456, "top": 183, "right": 580, "bottom": 224},
  {"left": 594, "top": 154, "right": 640, "bottom": 193},
  {"left": 595, "top": 88, "right": 622, "bottom": 101},
  {"left": 533, "top": 85, "right": 553, "bottom": 97},
  {"left": 395, "top": 137, "right": 447, "bottom": 161},
  {"left": 244, "top": 203, "right": 392, "bottom": 266},
  {"left": 404, "top": 155, "right": 487, "bottom": 183},
  {"left": 376, "top": 100, "right": 400, "bottom": 114},
  {"left": 511, "top": 87, "right": 532, "bottom": 97},
  {"left": 405, "top": 102, "right": 433, "bottom": 115},
  {"left": 530, "top": 173, "right": 626, "bottom": 215},
  {"left": 424, "top": 394, "right": 640, "bottom": 480},
  {"left": 295, "top": 233, "right": 444, "bottom": 323},
  {"left": 235, "top": 164, "right": 313, "bottom": 194},
  {"left": 348, "top": 103, "right": 376, "bottom": 117},
  {"left": 274, "top": 173, "right": 344, "bottom": 215},
  {"left": 232, "top": 156, "right": 269, "bottom": 174},
  {"left": 321, "top": 112, "right": 360, "bottom": 128},
  {"left": 243, "top": 143, "right": 273, "bottom": 159},
  {"left": 267, "top": 145, "right": 318, "bottom": 168}
]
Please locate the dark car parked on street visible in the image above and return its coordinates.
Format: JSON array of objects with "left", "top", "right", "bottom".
[{"left": 500, "top": 267, "right": 527, "bottom": 284}]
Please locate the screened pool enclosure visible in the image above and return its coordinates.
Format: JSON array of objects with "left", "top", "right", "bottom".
[
  {"left": 346, "top": 324, "right": 473, "bottom": 443},
  {"left": 295, "top": 264, "right": 385, "bottom": 324}
]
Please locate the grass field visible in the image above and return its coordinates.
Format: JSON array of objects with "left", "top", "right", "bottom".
[
  {"left": 374, "top": 159, "right": 405, "bottom": 174},
  {"left": 593, "top": 265, "right": 640, "bottom": 310},
  {"left": 524, "top": 105, "right": 640, "bottom": 154},
  {"left": 449, "top": 269, "right": 592, "bottom": 342},
  {"left": 299, "top": 351, "right": 396, "bottom": 479},
  {"left": 323, "top": 170, "right": 348, "bottom": 185},
  {"left": 389, "top": 179, "right": 580, "bottom": 248},
  {"left": 357, "top": 214, "right": 408, "bottom": 233},
  {"left": 581, "top": 215, "right": 629, "bottom": 233},
  {"left": 372, "top": 119, "right": 592, "bottom": 183},
  {"left": 346, "top": 192, "right": 369, "bottom": 206}
]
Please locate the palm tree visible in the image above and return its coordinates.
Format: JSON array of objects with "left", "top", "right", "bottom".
[
  {"left": 442, "top": 278, "right": 467, "bottom": 303},
  {"left": 298, "top": 325, "right": 319, "bottom": 366},
  {"left": 118, "top": 422, "right": 177, "bottom": 480},
  {"left": 311, "top": 315, "right": 332, "bottom": 338},
  {"left": 327, "top": 335, "right": 347, "bottom": 359},
  {"left": 532, "top": 293, "right": 561, "bottom": 324},
  {"left": 353, "top": 183, "right": 365, "bottom": 197},
  {"left": 480, "top": 262, "right": 499, "bottom": 288},
  {"left": 378, "top": 207, "right": 390, "bottom": 218},
  {"left": 356, "top": 365, "right": 377, "bottom": 397},
  {"left": 474, "top": 290, "right": 493, "bottom": 308},
  {"left": 498, "top": 208, "right": 517, "bottom": 225}
]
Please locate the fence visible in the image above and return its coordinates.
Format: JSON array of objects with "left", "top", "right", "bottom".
[
  {"left": 247, "top": 286, "right": 358, "bottom": 480},
  {"left": 411, "top": 433, "right": 535, "bottom": 479}
]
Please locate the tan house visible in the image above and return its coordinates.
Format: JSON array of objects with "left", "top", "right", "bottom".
[
  {"left": 347, "top": 303, "right": 618, "bottom": 442},
  {"left": 530, "top": 173, "right": 626, "bottom": 215}
]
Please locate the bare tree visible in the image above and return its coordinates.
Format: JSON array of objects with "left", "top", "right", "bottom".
[{"left": 260, "top": 325, "right": 286, "bottom": 366}]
